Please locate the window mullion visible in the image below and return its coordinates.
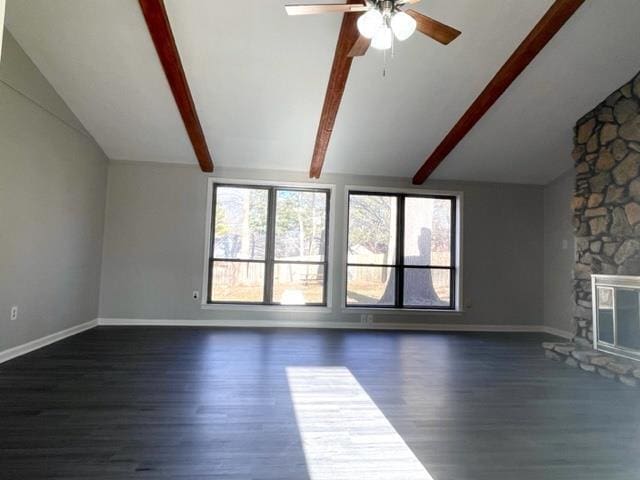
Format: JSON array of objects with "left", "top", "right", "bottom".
[
  {"left": 451, "top": 196, "right": 457, "bottom": 308},
  {"left": 264, "top": 188, "right": 277, "bottom": 304},
  {"left": 207, "top": 186, "right": 219, "bottom": 303},
  {"left": 396, "top": 195, "right": 404, "bottom": 309},
  {"left": 323, "top": 191, "right": 330, "bottom": 308}
]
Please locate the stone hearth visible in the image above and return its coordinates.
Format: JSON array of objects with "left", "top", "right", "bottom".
[{"left": 543, "top": 341, "right": 640, "bottom": 387}]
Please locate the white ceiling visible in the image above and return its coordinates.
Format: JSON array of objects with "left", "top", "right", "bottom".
[{"left": 5, "top": 0, "right": 640, "bottom": 184}]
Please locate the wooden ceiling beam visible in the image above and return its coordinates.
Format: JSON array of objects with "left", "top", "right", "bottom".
[
  {"left": 139, "top": 0, "right": 214, "bottom": 173},
  {"left": 309, "top": 1, "right": 363, "bottom": 179},
  {"left": 412, "top": 0, "right": 584, "bottom": 184}
]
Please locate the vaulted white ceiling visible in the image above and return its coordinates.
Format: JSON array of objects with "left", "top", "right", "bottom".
[{"left": 5, "top": 0, "right": 640, "bottom": 184}]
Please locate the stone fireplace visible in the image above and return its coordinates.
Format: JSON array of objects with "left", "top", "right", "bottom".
[
  {"left": 543, "top": 71, "right": 640, "bottom": 386},
  {"left": 572, "top": 72, "right": 640, "bottom": 343}
]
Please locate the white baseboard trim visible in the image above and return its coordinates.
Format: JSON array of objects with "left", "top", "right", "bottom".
[
  {"left": 541, "top": 325, "right": 574, "bottom": 339},
  {"left": 0, "top": 319, "right": 98, "bottom": 365},
  {"left": 98, "top": 317, "right": 561, "bottom": 335}
]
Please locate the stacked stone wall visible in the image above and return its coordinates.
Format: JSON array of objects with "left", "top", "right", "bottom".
[
  {"left": 572, "top": 72, "right": 640, "bottom": 342},
  {"left": 543, "top": 72, "right": 640, "bottom": 388}
]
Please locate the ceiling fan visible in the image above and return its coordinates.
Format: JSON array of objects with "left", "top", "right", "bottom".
[{"left": 285, "top": 0, "right": 461, "bottom": 55}]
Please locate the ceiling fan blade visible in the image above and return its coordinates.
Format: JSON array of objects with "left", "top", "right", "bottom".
[
  {"left": 285, "top": 3, "right": 368, "bottom": 15},
  {"left": 399, "top": 0, "right": 422, "bottom": 4},
  {"left": 348, "top": 35, "right": 371, "bottom": 57},
  {"left": 405, "top": 9, "right": 461, "bottom": 45}
]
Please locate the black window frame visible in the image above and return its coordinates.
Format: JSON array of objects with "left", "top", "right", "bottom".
[
  {"left": 208, "top": 183, "right": 331, "bottom": 306},
  {"left": 345, "top": 190, "right": 457, "bottom": 310}
]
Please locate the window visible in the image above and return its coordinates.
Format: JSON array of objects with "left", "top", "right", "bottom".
[
  {"left": 208, "top": 183, "right": 330, "bottom": 306},
  {"left": 346, "top": 191, "right": 457, "bottom": 309}
]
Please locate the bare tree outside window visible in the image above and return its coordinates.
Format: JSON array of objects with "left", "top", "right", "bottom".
[
  {"left": 346, "top": 192, "right": 456, "bottom": 309},
  {"left": 209, "top": 184, "right": 330, "bottom": 306}
]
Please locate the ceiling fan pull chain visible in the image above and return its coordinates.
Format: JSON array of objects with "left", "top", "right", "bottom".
[
  {"left": 391, "top": 30, "right": 395, "bottom": 59},
  {"left": 382, "top": 34, "right": 395, "bottom": 78},
  {"left": 383, "top": 48, "right": 387, "bottom": 77}
]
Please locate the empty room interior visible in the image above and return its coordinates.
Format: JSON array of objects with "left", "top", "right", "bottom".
[{"left": 2, "top": 0, "right": 640, "bottom": 478}]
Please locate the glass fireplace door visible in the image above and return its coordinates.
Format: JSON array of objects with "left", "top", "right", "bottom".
[{"left": 593, "top": 275, "right": 640, "bottom": 361}]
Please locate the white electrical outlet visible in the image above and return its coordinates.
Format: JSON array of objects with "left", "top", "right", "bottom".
[
  {"left": 366, "top": 314, "right": 373, "bottom": 324},
  {"left": 192, "top": 290, "right": 200, "bottom": 300},
  {"left": 10, "top": 306, "right": 18, "bottom": 321}
]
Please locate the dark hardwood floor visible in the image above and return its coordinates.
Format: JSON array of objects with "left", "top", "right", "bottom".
[{"left": 1, "top": 327, "right": 639, "bottom": 479}]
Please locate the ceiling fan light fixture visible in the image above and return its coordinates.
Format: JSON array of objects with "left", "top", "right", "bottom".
[
  {"left": 357, "top": 8, "right": 383, "bottom": 39},
  {"left": 371, "top": 24, "right": 393, "bottom": 50},
  {"left": 390, "top": 11, "right": 416, "bottom": 41}
]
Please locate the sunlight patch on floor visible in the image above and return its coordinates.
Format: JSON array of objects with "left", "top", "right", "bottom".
[{"left": 286, "top": 366, "right": 435, "bottom": 480}]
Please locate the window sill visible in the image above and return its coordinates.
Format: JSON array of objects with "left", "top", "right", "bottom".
[
  {"left": 200, "top": 303, "right": 463, "bottom": 315},
  {"left": 201, "top": 303, "right": 333, "bottom": 313},
  {"left": 342, "top": 307, "right": 464, "bottom": 315}
]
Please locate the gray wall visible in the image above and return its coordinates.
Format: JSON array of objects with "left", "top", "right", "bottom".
[
  {"left": 543, "top": 168, "right": 575, "bottom": 335},
  {"left": 0, "top": 31, "right": 108, "bottom": 351},
  {"left": 99, "top": 161, "right": 544, "bottom": 327}
]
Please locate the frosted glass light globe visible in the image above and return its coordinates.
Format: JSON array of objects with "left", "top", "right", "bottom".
[
  {"left": 357, "top": 9, "right": 383, "bottom": 39},
  {"left": 391, "top": 11, "right": 416, "bottom": 41},
  {"left": 371, "top": 25, "right": 393, "bottom": 50}
]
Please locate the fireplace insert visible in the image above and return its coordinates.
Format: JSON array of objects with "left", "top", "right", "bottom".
[{"left": 592, "top": 275, "right": 640, "bottom": 362}]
